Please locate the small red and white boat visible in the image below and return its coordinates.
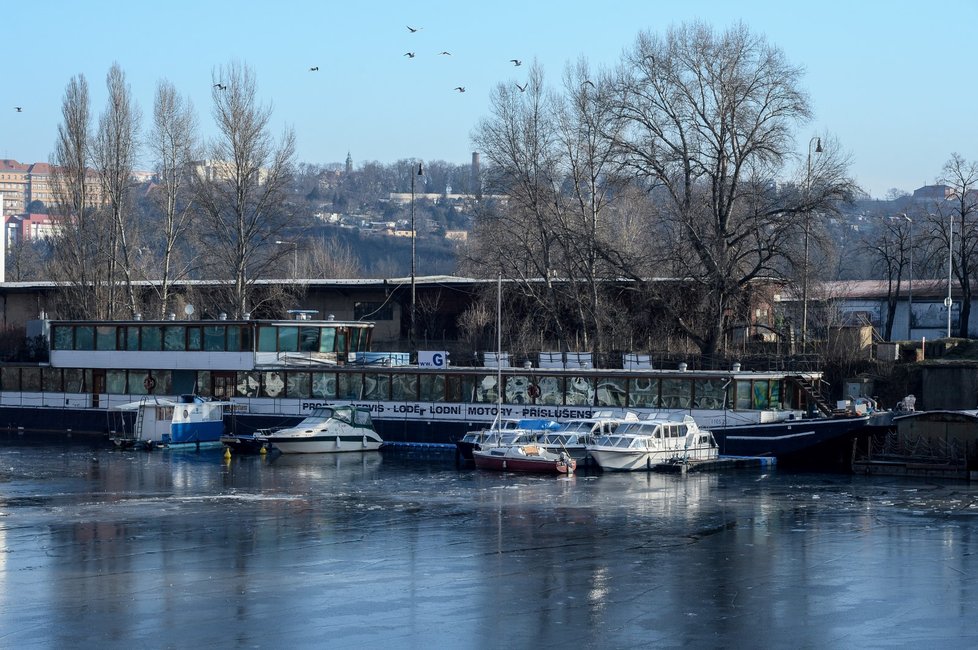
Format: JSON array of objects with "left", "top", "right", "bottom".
[{"left": 472, "top": 444, "right": 576, "bottom": 474}]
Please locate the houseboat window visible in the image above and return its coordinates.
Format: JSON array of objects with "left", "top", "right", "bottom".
[
  {"left": 141, "top": 326, "right": 162, "bottom": 351},
  {"left": 734, "top": 380, "right": 752, "bottom": 410},
  {"left": 196, "top": 370, "right": 212, "bottom": 397},
  {"left": 567, "top": 376, "right": 594, "bottom": 406},
  {"left": 132, "top": 372, "right": 151, "bottom": 395},
  {"left": 391, "top": 373, "right": 416, "bottom": 400},
  {"left": 459, "top": 375, "right": 477, "bottom": 402},
  {"left": 299, "top": 327, "right": 319, "bottom": 352},
  {"left": 206, "top": 326, "right": 228, "bottom": 352},
  {"left": 106, "top": 370, "right": 127, "bottom": 394},
  {"left": 237, "top": 371, "right": 260, "bottom": 397},
  {"left": 52, "top": 325, "right": 74, "bottom": 350},
  {"left": 661, "top": 377, "right": 692, "bottom": 409},
  {"left": 262, "top": 372, "right": 286, "bottom": 397},
  {"left": 311, "top": 372, "right": 337, "bottom": 399},
  {"left": 1, "top": 367, "right": 19, "bottom": 391},
  {"left": 21, "top": 367, "right": 41, "bottom": 391},
  {"left": 363, "top": 373, "right": 390, "bottom": 400},
  {"left": 211, "top": 372, "right": 235, "bottom": 399},
  {"left": 163, "top": 326, "right": 185, "bottom": 351},
  {"left": 64, "top": 369, "right": 84, "bottom": 392},
  {"left": 693, "top": 379, "right": 727, "bottom": 409},
  {"left": 126, "top": 327, "right": 140, "bottom": 351},
  {"left": 629, "top": 377, "right": 660, "bottom": 408},
  {"left": 278, "top": 327, "right": 299, "bottom": 352},
  {"left": 286, "top": 372, "right": 311, "bottom": 398},
  {"left": 96, "top": 326, "right": 115, "bottom": 351},
  {"left": 257, "top": 326, "right": 276, "bottom": 352},
  {"left": 228, "top": 325, "right": 246, "bottom": 352},
  {"left": 42, "top": 367, "right": 62, "bottom": 392},
  {"left": 596, "top": 378, "right": 627, "bottom": 407},
  {"left": 335, "top": 329, "right": 348, "bottom": 360},
  {"left": 474, "top": 373, "right": 499, "bottom": 403},
  {"left": 505, "top": 376, "right": 532, "bottom": 404},
  {"left": 187, "top": 327, "right": 202, "bottom": 351},
  {"left": 76, "top": 326, "right": 95, "bottom": 351},
  {"left": 752, "top": 381, "right": 770, "bottom": 409},
  {"left": 155, "top": 371, "right": 172, "bottom": 394},
  {"left": 446, "top": 375, "right": 465, "bottom": 402},
  {"left": 337, "top": 373, "right": 362, "bottom": 400},
  {"left": 350, "top": 327, "right": 366, "bottom": 352},
  {"left": 319, "top": 328, "right": 336, "bottom": 353},
  {"left": 419, "top": 374, "right": 446, "bottom": 401},
  {"left": 769, "top": 380, "right": 782, "bottom": 409},
  {"left": 536, "top": 375, "right": 562, "bottom": 406}
]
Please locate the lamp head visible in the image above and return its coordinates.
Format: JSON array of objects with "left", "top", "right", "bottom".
[
  {"left": 417, "top": 162, "right": 424, "bottom": 176},
  {"left": 815, "top": 138, "right": 823, "bottom": 153}
]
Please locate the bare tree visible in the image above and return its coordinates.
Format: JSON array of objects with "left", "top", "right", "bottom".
[
  {"left": 610, "top": 22, "right": 856, "bottom": 359},
  {"left": 861, "top": 215, "right": 911, "bottom": 340},
  {"left": 91, "top": 63, "right": 141, "bottom": 316},
  {"left": 933, "top": 154, "right": 978, "bottom": 337},
  {"left": 147, "top": 79, "right": 198, "bottom": 319},
  {"left": 307, "top": 235, "right": 361, "bottom": 278},
  {"left": 195, "top": 61, "right": 297, "bottom": 318}
]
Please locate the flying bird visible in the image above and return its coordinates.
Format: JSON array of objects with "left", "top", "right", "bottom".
[
  {"left": 407, "top": 25, "right": 420, "bottom": 32},
  {"left": 310, "top": 66, "right": 319, "bottom": 71},
  {"left": 515, "top": 83, "right": 527, "bottom": 92},
  {"left": 510, "top": 59, "right": 522, "bottom": 66},
  {"left": 438, "top": 51, "right": 452, "bottom": 55},
  {"left": 14, "top": 106, "right": 22, "bottom": 112},
  {"left": 404, "top": 52, "right": 416, "bottom": 58},
  {"left": 214, "top": 83, "right": 227, "bottom": 90},
  {"left": 583, "top": 79, "right": 596, "bottom": 88},
  {"left": 454, "top": 86, "right": 465, "bottom": 92}
]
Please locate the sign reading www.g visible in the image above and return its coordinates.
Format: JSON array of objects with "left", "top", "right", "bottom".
[{"left": 418, "top": 351, "right": 449, "bottom": 368}]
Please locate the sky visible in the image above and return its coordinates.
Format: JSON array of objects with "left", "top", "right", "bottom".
[{"left": 3, "top": 0, "right": 977, "bottom": 199}]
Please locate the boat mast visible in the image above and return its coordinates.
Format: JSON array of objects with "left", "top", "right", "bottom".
[{"left": 495, "top": 274, "right": 502, "bottom": 432}]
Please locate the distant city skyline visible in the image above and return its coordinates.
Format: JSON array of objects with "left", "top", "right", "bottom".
[{"left": 3, "top": 1, "right": 977, "bottom": 199}]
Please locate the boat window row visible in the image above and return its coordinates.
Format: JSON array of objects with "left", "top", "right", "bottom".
[
  {"left": 50, "top": 323, "right": 371, "bottom": 355},
  {"left": 0, "top": 366, "right": 790, "bottom": 410}
]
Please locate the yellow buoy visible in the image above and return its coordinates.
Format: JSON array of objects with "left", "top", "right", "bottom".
[
  {"left": 259, "top": 446, "right": 267, "bottom": 455},
  {"left": 224, "top": 447, "right": 231, "bottom": 460}
]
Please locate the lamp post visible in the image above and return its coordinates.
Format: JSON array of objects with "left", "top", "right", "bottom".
[
  {"left": 410, "top": 161, "right": 424, "bottom": 346},
  {"left": 801, "top": 136, "right": 823, "bottom": 351},
  {"left": 901, "top": 214, "right": 912, "bottom": 340},
  {"left": 275, "top": 240, "right": 297, "bottom": 280},
  {"left": 944, "top": 215, "right": 954, "bottom": 338}
]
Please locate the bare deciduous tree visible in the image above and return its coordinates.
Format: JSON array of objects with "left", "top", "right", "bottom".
[
  {"left": 195, "top": 61, "right": 298, "bottom": 318},
  {"left": 147, "top": 79, "right": 198, "bottom": 319}
]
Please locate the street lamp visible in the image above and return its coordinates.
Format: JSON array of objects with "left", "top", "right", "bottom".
[
  {"left": 410, "top": 161, "right": 424, "bottom": 347},
  {"left": 801, "top": 136, "right": 823, "bottom": 351},
  {"left": 275, "top": 240, "right": 297, "bottom": 280},
  {"left": 947, "top": 214, "right": 954, "bottom": 338}
]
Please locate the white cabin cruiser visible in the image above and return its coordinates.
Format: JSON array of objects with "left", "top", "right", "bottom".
[
  {"left": 587, "top": 414, "right": 718, "bottom": 471},
  {"left": 536, "top": 410, "right": 640, "bottom": 461},
  {"left": 257, "top": 404, "right": 383, "bottom": 453}
]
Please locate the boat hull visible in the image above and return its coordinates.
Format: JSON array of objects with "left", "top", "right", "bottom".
[
  {"left": 472, "top": 447, "right": 575, "bottom": 474},
  {"left": 262, "top": 434, "right": 383, "bottom": 454},
  {"left": 710, "top": 415, "right": 870, "bottom": 458},
  {"left": 589, "top": 447, "right": 718, "bottom": 471}
]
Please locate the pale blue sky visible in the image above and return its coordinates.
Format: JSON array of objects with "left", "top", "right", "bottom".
[{"left": 3, "top": 0, "right": 976, "bottom": 198}]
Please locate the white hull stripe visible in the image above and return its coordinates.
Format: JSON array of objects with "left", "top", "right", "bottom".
[{"left": 725, "top": 430, "right": 816, "bottom": 441}]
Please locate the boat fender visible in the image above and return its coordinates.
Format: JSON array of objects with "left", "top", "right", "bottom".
[
  {"left": 144, "top": 376, "right": 157, "bottom": 392},
  {"left": 527, "top": 384, "right": 541, "bottom": 399}
]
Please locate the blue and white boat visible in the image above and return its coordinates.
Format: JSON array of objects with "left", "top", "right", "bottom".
[{"left": 110, "top": 395, "right": 233, "bottom": 450}]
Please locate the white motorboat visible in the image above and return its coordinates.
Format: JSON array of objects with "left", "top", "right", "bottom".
[
  {"left": 536, "top": 410, "right": 640, "bottom": 461},
  {"left": 587, "top": 414, "right": 718, "bottom": 471},
  {"left": 257, "top": 404, "right": 383, "bottom": 453},
  {"left": 455, "top": 418, "right": 558, "bottom": 461}
]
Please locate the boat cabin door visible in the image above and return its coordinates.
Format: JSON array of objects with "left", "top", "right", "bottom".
[{"left": 92, "top": 370, "right": 106, "bottom": 408}]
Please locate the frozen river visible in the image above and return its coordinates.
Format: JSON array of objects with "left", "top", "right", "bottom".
[{"left": 0, "top": 443, "right": 976, "bottom": 648}]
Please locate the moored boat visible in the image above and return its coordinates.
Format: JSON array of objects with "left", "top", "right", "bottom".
[
  {"left": 110, "top": 394, "right": 232, "bottom": 450},
  {"left": 257, "top": 404, "right": 383, "bottom": 454},
  {"left": 587, "top": 414, "right": 718, "bottom": 471},
  {"left": 472, "top": 443, "right": 576, "bottom": 474},
  {"left": 536, "top": 410, "right": 640, "bottom": 462},
  {"left": 455, "top": 418, "right": 559, "bottom": 461}
]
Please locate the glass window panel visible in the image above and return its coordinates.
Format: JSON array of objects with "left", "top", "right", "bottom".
[
  {"left": 474, "top": 373, "right": 499, "bottom": 403},
  {"left": 131, "top": 372, "right": 151, "bottom": 395},
  {"left": 106, "top": 370, "right": 127, "bottom": 394},
  {"left": 163, "top": 326, "right": 186, "bottom": 351},
  {"left": 228, "top": 325, "right": 244, "bottom": 352},
  {"left": 311, "top": 372, "right": 337, "bottom": 399},
  {"left": 337, "top": 373, "right": 362, "bottom": 400},
  {"left": 196, "top": 371, "right": 212, "bottom": 397},
  {"left": 262, "top": 371, "right": 286, "bottom": 397},
  {"left": 734, "top": 380, "right": 752, "bottom": 410},
  {"left": 278, "top": 327, "right": 299, "bottom": 352},
  {"left": 661, "top": 377, "right": 692, "bottom": 409},
  {"left": 566, "top": 376, "right": 594, "bottom": 406},
  {"left": 319, "top": 328, "right": 336, "bottom": 353},
  {"left": 535, "top": 375, "right": 562, "bottom": 405},
  {"left": 64, "top": 369, "right": 84, "bottom": 392},
  {"left": 770, "top": 380, "right": 782, "bottom": 408},
  {"left": 629, "top": 377, "right": 659, "bottom": 408},
  {"left": 205, "top": 326, "right": 227, "bottom": 352},
  {"left": 126, "top": 327, "right": 140, "bottom": 351},
  {"left": 1, "top": 367, "right": 19, "bottom": 391},
  {"left": 446, "top": 375, "right": 464, "bottom": 402},
  {"left": 140, "top": 327, "right": 162, "bottom": 351},
  {"left": 287, "top": 372, "right": 311, "bottom": 398},
  {"left": 52, "top": 325, "right": 73, "bottom": 350},
  {"left": 419, "top": 374, "right": 446, "bottom": 402},
  {"left": 95, "top": 326, "right": 115, "bottom": 350},
  {"left": 364, "top": 373, "right": 390, "bottom": 400},
  {"left": 237, "top": 372, "right": 260, "bottom": 397},
  {"left": 41, "top": 368, "right": 62, "bottom": 392},
  {"left": 299, "top": 327, "right": 319, "bottom": 352},
  {"left": 21, "top": 367, "right": 41, "bottom": 391},
  {"left": 752, "top": 381, "right": 770, "bottom": 409},
  {"left": 154, "top": 371, "right": 172, "bottom": 395},
  {"left": 335, "top": 330, "right": 347, "bottom": 359},
  {"left": 76, "top": 326, "right": 94, "bottom": 351},
  {"left": 459, "top": 375, "right": 476, "bottom": 402},
  {"left": 187, "top": 327, "right": 202, "bottom": 351},
  {"left": 693, "top": 378, "right": 727, "bottom": 410},
  {"left": 391, "top": 373, "right": 416, "bottom": 400},
  {"left": 596, "top": 378, "right": 627, "bottom": 407}
]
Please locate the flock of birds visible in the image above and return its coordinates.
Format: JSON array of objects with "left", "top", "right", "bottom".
[{"left": 12, "top": 25, "right": 528, "bottom": 113}]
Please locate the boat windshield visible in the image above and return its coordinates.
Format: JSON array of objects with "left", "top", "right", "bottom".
[
  {"left": 595, "top": 435, "right": 635, "bottom": 449},
  {"left": 300, "top": 407, "right": 334, "bottom": 424}
]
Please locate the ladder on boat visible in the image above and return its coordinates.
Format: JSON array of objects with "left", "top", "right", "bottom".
[{"left": 787, "top": 376, "right": 834, "bottom": 417}]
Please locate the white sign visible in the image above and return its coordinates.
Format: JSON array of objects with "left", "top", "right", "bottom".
[{"left": 418, "top": 351, "right": 449, "bottom": 368}]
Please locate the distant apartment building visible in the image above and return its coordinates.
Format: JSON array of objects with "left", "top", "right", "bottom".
[
  {"left": 0, "top": 159, "right": 108, "bottom": 214},
  {"left": 192, "top": 159, "right": 269, "bottom": 184}
]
